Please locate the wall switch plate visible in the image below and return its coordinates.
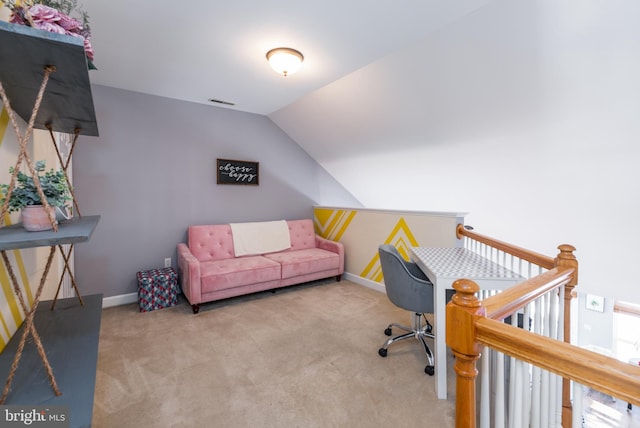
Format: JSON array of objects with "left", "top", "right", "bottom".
[{"left": 164, "top": 258, "right": 171, "bottom": 268}]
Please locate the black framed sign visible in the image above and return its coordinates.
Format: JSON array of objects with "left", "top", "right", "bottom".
[{"left": 216, "top": 158, "right": 259, "bottom": 185}]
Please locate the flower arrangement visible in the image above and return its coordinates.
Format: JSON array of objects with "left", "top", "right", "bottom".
[{"left": 1, "top": 0, "right": 96, "bottom": 69}]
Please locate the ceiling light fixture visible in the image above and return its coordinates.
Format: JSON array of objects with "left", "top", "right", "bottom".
[{"left": 266, "top": 47, "right": 304, "bottom": 77}]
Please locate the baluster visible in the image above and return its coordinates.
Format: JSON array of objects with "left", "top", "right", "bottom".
[
  {"left": 480, "top": 347, "right": 491, "bottom": 428},
  {"left": 531, "top": 297, "right": 543, "bottom": 428},
  {"left": 494, "top": 350, "right": 505, "bottom": 428},
  {"left": 523, "top": 303, "right": 533, "bottom": 428},
  {"left": 549, "top": 290, "right": 559, "bottom": 424},
  {"left": 508, "top": 314, "right": 517, "bottom": 428}
]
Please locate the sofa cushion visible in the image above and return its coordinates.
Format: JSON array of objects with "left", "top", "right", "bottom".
[
  {"left": 264, "top": 248, "right": 340, "bottom": 279},
  {"left": 188, "top": 225, "right": 235, "bottom": 262},
  {"left": 286, "top": 219, "right": 317, "bottom": 251},
  {"left": 200, "top": 256, "right": 281, "bottom": 293}
]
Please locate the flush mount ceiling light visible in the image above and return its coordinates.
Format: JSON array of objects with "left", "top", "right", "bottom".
[{"left": 266, "top": 47, "right": 304, "bottom": 77}]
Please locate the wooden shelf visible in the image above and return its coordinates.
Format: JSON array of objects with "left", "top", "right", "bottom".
[
  {"left": 0, "top": 20, "right": 98, "bottom": 136},
  {"left": 0, "top": 215, "right": 100, "bottom": 251}
]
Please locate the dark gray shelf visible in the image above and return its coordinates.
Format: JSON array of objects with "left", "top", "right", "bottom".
[
  {"left": 0, "top": 20, "right": 98, "bottom": 137},
  {"left": 0, "top": 215, "right": 100, "bottom": 250},
  {"left": 0, "top": 294, "right": 103, "bottom": 428}
]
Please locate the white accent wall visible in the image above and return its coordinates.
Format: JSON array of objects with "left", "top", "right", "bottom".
[{"left": 270, "top": 0, "right": 640, "bottom": 305}]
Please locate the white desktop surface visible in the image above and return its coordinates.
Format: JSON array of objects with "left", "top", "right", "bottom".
[{"left": 410, "top": 247, "right": 524, "bottom": 399}]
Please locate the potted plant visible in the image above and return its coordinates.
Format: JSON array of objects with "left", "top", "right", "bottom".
[{"left": 0, "top": 160, "right": 71, "bottom": 231}]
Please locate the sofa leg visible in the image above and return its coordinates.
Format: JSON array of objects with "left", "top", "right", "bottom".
[
  {"left": 336, "top": 275, "right": 342, "bottom": 282},
  {"left": 191, "top": 304, "right": 200, "bottom": 314}
]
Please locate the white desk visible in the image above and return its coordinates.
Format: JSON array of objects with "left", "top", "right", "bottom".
[{"left": 410, "top": 247, "right": 524, "bottom": 400}]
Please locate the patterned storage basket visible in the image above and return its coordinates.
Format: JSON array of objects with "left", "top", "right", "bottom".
[{"left": 136, "top": 267, "right": 178, "bottom": 312}]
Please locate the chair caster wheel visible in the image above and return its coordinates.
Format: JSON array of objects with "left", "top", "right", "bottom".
[
  {"left": 425, "top": 365, "right": 435, "bottom": 376},
  {"left": 384, "top": 328, "right": 392, "bottom": 336},
  {"left": 378, "top": 348, "right": 388, "bottom": 357}
]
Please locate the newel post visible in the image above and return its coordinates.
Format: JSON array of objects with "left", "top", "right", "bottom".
[
  {"left": 555, "top": 244, "right": 578, "bottom": 428},
  {"left": 447, "top": 278, "right": 485, "bottom": 428}
]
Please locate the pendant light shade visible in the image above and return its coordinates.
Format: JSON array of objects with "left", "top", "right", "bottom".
[{"left": 266, "top": 47, "right": 304, "bottom": 77}]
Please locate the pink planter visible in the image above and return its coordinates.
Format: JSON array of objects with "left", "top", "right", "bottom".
[{"left": 20, "top": 205, "right": 57, "bottom": 232}]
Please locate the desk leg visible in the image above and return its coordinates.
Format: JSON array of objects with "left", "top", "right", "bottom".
[
  {"left": 434, "top": 282, "right": 448, "bottom": 399},
  {"left": 0, "top": 248, "right": 61, "bottom": 403}
]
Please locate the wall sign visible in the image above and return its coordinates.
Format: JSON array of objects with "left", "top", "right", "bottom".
[{"left": 216, "top": 158, "right": 259, "bottom": 185}]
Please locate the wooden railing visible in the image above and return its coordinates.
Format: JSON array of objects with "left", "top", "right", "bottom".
[{"left": 448, "top": 224, "right": 640, "bottom": 427}]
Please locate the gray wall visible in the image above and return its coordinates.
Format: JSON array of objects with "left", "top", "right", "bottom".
[{"left": 73, "top": 85, "right": 361, "bottom": 298}]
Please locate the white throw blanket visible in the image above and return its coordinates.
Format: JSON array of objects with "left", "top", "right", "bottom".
[{"left": 230, "top": 220, "right": 291, "bottom": 257}]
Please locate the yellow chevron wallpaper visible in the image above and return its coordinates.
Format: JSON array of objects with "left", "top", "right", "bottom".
[
  {"left": 0, "top": 106, "right": 57, "bottom": 351},
  {"left": 314, "top": 207, "right": 464, "bottom": 284},
  {"left": 0, "top": 105, "right": 33, "bottom": 353},
  {"left": 0, "top": 101, "right": 79, "bottom": 353}
]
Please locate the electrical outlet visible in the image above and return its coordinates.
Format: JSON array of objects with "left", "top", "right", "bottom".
[{"left": 164, "top": 258, "right": 171, "bottom": 268}]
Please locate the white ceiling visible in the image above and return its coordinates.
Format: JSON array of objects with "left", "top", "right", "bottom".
[{"left": 80, "top": 0, "right": 492, "bottom": 115}]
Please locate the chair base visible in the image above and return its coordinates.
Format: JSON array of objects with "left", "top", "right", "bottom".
[{"left": 378, "top": 312, "right": 435, "bottom": 375}]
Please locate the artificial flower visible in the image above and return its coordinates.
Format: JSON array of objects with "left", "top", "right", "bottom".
[{"left": 4, "top": 1, "right": 96, "bottom": 68}]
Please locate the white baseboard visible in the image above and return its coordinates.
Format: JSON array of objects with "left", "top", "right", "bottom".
[
  {"left": 102, "top": 292, "right": 137, "bottom": 308},
  {"left": 101, "top": 273, "right": 382, "bottom": 309},
  {"left": 344, "top": 272, "right": 385, "bottom": 294}
]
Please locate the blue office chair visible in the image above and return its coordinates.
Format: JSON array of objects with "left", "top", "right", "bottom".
[{"left": 377, "top": 244, "right": 436, "bottom": 375}]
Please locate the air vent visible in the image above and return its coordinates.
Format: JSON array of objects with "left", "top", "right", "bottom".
[{"left": 208, "top": 98, "right": 235, "bottom": 106}]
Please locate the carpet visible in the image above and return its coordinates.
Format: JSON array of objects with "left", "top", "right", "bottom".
[{"left": 92, "top": 279, "right": 456, "bottom": 427}]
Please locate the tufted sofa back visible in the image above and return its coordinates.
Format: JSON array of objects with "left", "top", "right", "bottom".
[
  {"left": 188, "top": 224, "right": 236, "bottom": 262},
  {"left": 285, "top": 219, "right": 317, "bottom": 251},
  {"left": 188, "top": 219, "right": 318, "bottom": 261}
]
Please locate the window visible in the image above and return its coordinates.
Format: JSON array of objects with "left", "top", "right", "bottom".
[{"left": 613, "top": 301, "right": 640, "bottom": 362}]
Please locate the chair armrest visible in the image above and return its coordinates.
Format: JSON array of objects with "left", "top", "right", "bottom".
[
  {"left": 177, "top": 243, "right": 202, "bottom": 305},
  {"left": 315, "top": 235, "right": 344, "bottom": 274}
]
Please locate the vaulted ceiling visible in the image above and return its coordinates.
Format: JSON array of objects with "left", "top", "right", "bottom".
[{"left": 81, "top": 0, "right": 493, "bottom": 116}]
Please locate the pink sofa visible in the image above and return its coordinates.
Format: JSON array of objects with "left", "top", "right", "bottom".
[{"left": 177, "top": 219, "right": 344, "bottom": 313}]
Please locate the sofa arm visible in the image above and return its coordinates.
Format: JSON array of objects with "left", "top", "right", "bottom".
[
  {"left": 315, "top": 235, "right": 345, "bottom": 274},
  {"left": 177, "top": 243, "right": 202, "bottom": 305}
]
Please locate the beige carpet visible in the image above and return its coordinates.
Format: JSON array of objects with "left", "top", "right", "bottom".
[{"left": 92, "top": 279, "right": 457, "bottom": 427}]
